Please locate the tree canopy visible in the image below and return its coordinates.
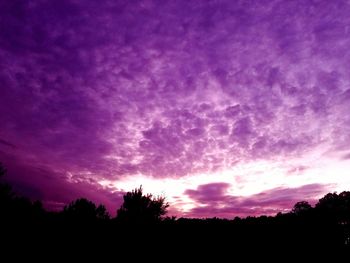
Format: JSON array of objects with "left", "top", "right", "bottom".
[
  {"left": 116, "top": 186, "right": 169, "bottom": 223},
  {"left": 63, "top": 198, "right": 110, "bottom": 222}
]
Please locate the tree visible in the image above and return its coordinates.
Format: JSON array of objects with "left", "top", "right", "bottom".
[
  {"left": 339, "top": 191, "right": 350, "bottom": 222},
  {"left": 0, "top": 163, "right": 45, "bottom": 222},
  {"left": 315, "top": 191, "right": 350, "bottom": 223},
  {"left": 116, "top": 186, "right": 169, "bottom": 223},
  {"left": 0, "top": 163, "right": 13, "bottom": 202},
  {"left": 316, "top": 193, "right": 340, "bottom": 211},
  {"left": 292, "top": 201, "right": 312, "bottom": 215},
  {"left": 0, "top": 163, "right": 14, "bottom": 216},
  {"left": 63, "top": 198, "right": 109, "bottom": 221},
  {"left": 315, "top": 192, "right": 340, "bottom": 222},
  {"left": 96, "top": 204, "right": 110, "bottom": 220}
]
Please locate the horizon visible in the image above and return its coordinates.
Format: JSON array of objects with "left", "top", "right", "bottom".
[{"left": 1, "top": 0, "right": 350, "bottom": 218}]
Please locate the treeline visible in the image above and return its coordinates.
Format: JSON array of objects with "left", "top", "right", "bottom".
[
  {"left": 1, "top": 163, "right": 350, "bottom": 249},
  {"left": 0, "top": 164, "right": 169, "bottom": 224}
]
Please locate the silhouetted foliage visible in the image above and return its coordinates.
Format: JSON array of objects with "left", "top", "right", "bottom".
[
  {"left": 315, "top": 191, "right": 350, "bottom": 224},
  {"left": 116, "top": 186, "right": 169, "bottom": 223},
  {"left": 0, "top": 163, "right": 45, "bottom": 223},
  {"left": 0, "top": 163, "right": 13, "bottom": 203},
  {"left": 63, "top": 198, "right": 110, "bottom": 222},
  {"left": 292, "top": 201, "right": 312, "bottom": 215},
  {"left": 1, "top": 162, "right": 350, "bottom": 250},
  {"left": 96, "top": 204, "right": 110, "bottom": 220}
]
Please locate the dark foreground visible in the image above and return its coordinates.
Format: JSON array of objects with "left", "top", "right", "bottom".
[
  {"left": 1, "top": 164, "right": 350, "bottom": 257},
  {"left": 1, "top": 214, "right": 350, "bottom": 260}
]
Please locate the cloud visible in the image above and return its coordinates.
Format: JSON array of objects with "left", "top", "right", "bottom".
[
  {"left": 0, "top": 151, "right": 124, "bottom": 214},
  {"left": 0, "top": 139, "right": 16, "bottom": 149},
  {"left": 287, "top": 166, "right": 309, "bottom": 175},
  {"left": 185, "top": 183, "right": 231, "bottom": 203},
  {"left": 0, "top": 0, "right": 350, "bottom": 213},
  {"left": 185, "top": 183, "right": 330, "bottom": 218},
  {"left": 343, "top": 153, "right": 350, "bottom": 160}
]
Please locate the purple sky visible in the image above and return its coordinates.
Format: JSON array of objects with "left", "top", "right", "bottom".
[{"left": 1, "top": 0, "right": 350, "bottom": 218}]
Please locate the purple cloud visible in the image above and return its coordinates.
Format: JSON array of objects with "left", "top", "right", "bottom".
[
  {"left": 0, "top": 139, "right": 16, "bottom": 149},
  {"left": 185, "top": 183, "right": 330, "bottom": 218},
  {"left": 342, "top": 153, "right": 350, "bottom": 160},
  {"left": 287, "top": 166, "right": 309, "bottom": 175},
  {"left": 185, "top": 183, "right": 231, "bottom": 203},
  {"left": 1, "top": 0, "right": 350, "bottom": 215},
  {"left": 0, "top": 151, "right": 124, "bottom": 213}
]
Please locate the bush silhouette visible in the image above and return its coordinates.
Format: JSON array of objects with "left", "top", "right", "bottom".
[{"left": 116, "top": 186, "right": 169, "bottom": 223}]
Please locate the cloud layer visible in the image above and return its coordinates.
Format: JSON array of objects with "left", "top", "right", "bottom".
[
  {"left": 1, "top": 0, "right": 350, "bottom": 216},
  {"left": 184, "top": 182, "right": 328, "bottom": 218}
]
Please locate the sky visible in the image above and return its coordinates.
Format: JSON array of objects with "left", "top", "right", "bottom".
[{"left": 1, "top": 0, "right": 350, "bottom": 218}]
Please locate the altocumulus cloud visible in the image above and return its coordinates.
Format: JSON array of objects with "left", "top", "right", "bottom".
[{"left": 1, "top": 0, "right": 350, "bottom": 215}]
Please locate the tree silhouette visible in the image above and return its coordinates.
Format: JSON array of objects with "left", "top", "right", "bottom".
[
  {"left": 292, "top": 201, "right": 312, "bottom": 215},
  {"left": 116, "top": 186, "right": 169, "bottom": 223},
  {"left": 0, "top": 163, "right": 45, "bottom": 222},
  {"left": 0, "top": 162, "right": 14, "bottom": 220},
  {"left": 0, "top": 163, "right": 13, "bottom": 202},
  {"left": 1, "top": 163, "right": 350, "bottom": 247},
  {"left": 315, "top": 191, "right": 350, "bottom": 223},
  {"left": 338, "top": 191, "right": 350, "bottom": 223},
  {"left": 63, "top": 198, "right": 110, "bottom": 222},
  {"left": 96, "top": 204, "right": 110, "bottom": 220}
]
